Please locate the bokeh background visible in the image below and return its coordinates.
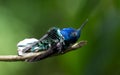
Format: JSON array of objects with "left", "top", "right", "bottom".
[{"left": 0, "top": 0, "right": 120, "bottom": 75}]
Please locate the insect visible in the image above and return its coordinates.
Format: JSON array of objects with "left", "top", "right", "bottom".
[{"left": 17, "top": 19, "right": 88, "bottom": 62}]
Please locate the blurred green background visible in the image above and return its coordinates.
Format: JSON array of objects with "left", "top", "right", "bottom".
[{"left": 0, "top": 0, "right": 120, "bottom": 75}]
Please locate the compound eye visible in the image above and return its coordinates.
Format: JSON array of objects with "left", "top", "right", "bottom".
[{"left": 71, "top": 32, "right": 77, "bottom": 37}]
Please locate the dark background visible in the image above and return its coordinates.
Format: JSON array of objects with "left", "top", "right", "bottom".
[{"left": 0, "top": 0, "right": 120, "bottom": 75}]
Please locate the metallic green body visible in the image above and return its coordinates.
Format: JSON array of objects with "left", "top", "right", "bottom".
[{"left": 30, "top": 27, "right": 65, "bottom": 52}]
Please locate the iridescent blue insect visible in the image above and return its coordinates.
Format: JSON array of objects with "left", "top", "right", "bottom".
[{"left": 17, "top": 19, "right": 88, "bottom": 62}]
